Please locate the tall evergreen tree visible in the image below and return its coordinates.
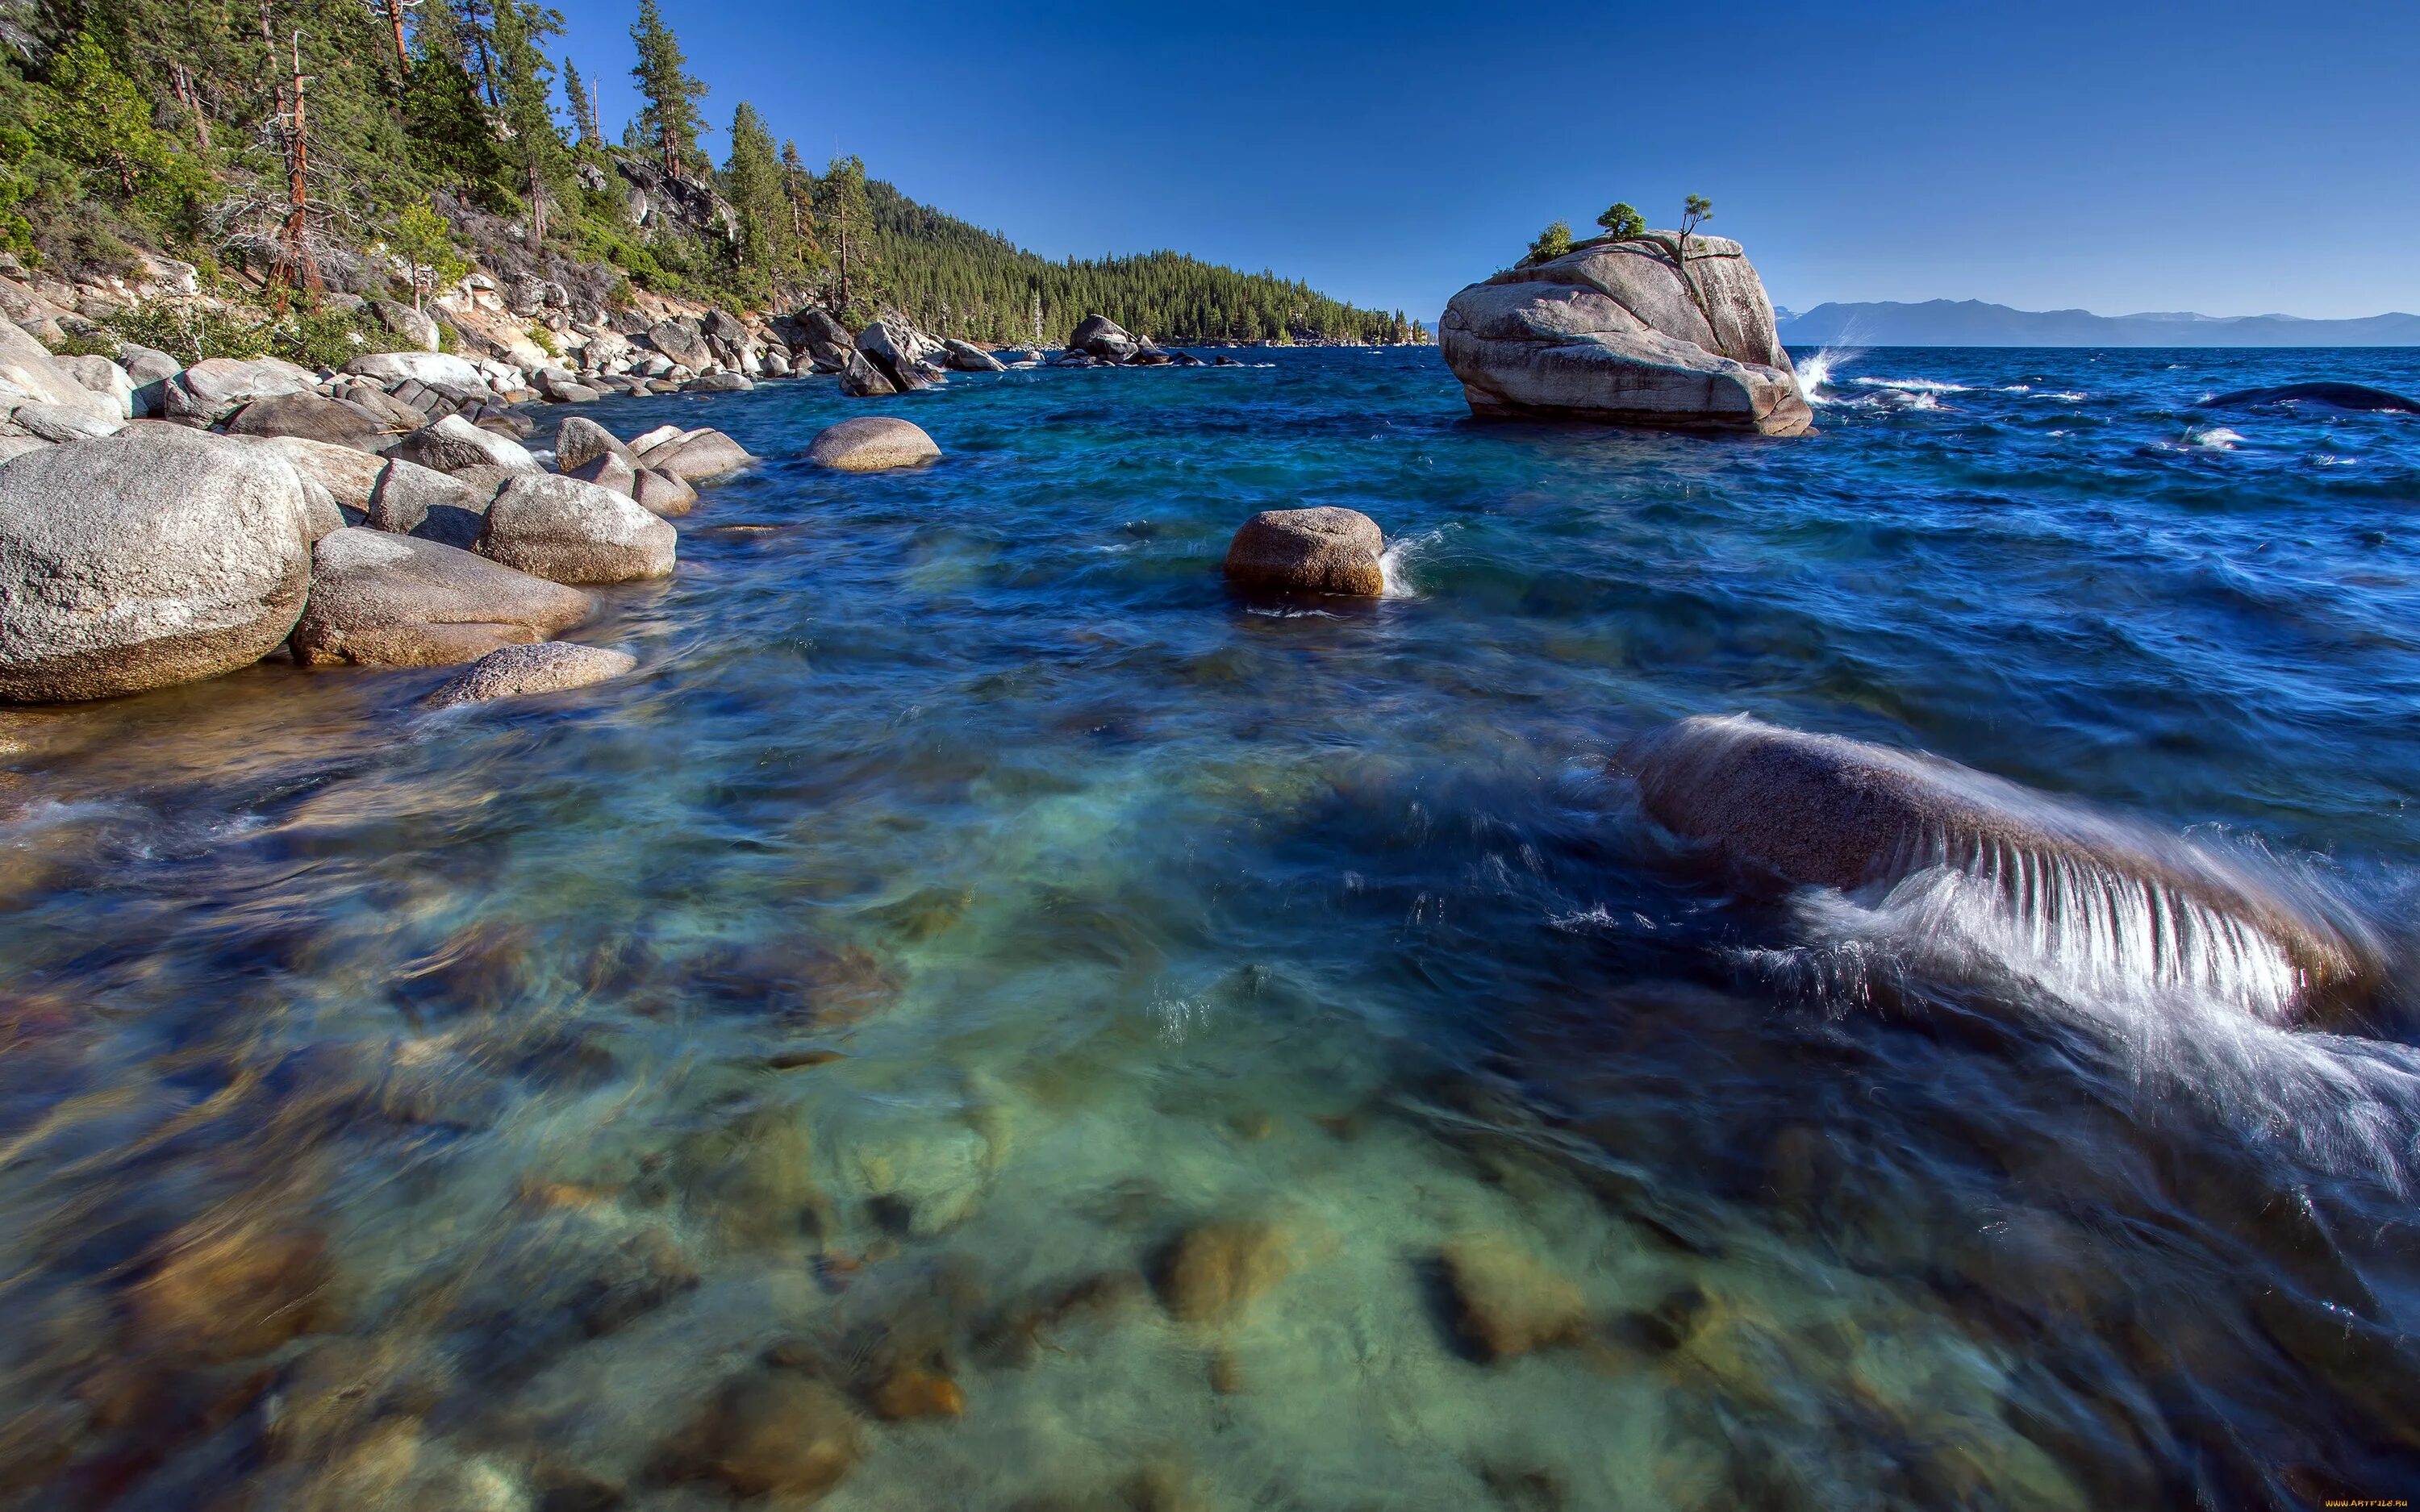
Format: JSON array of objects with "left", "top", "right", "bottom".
[
  {"left": 489, "top": 0, "right": 565, "bottom": 246},
  {"left": 561, "top": 56, "right": 600, "bottom": 146},
  {"left": 404, "top": 2, "right": 511, "bottom": 208},
  {"left": 720, "top": 102, "right": 782, "bottom": 299},
  {"left": 628, "top": 0, "right": 704, "bottom": 181},
  {"left": 816, "top": 152, "right": 874, "bottom": 316}
]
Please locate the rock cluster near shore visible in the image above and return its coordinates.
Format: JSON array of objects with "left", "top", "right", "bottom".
[{"left": 1441, "top": 233, "right": 1811, "bottom": 435}]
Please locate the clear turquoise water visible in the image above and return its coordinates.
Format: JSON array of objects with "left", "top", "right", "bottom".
[{"left": 4, "top": 347, "right": 2419, "bottom": 1508}]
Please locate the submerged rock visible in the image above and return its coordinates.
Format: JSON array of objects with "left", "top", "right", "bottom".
[
  {"left": 1442, "top": 234, "right": 1811, "bottom": 435},
  {"left": 866, "top": 1365, "right": 965, "bottom": 1421},
  {"left": 1153, "top": 1218, "right": 1291, "bottom": 1323},
  {"left": 808, "top": 416, "right": 941, "bottom": 472},
  {"left": 423, "top": 641, "right": 636, "bottom": 708},
  {"left": 1618, "top": 715, "right": 2382, "bottom": 1021},
  {"left": 290, "top": 528, "right": 593, "bottom": 667},
  {"left": 124, "top": 1219, "right": 336, "bottom": 1362},
  {"left": 1223, "top": 506, "right": 1386, "bottom": 596},
  {"left": 660, "top": 1372, "right": 862, "bottom": 1500},
  {"left": 0, "top": 428, "right": 318, "bottom": 701},
  {"left": 1438, "top": 1235, "right": 1588, "bottom": 1361},
  {"left": 2202, "top": 381, "right": 2420, "bottom": 414}
]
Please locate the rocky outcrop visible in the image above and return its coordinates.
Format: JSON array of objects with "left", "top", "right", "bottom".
[
  {"left": 645, "top": 318, "right": 712, "bottom": 372},
  {"left": 787, "top": 308, "right": 854, "bottom": 372},
  {"left": 423, "top": 641, "right": 637, "bottom": 708},
  {"left": 290, "top": 528, "right": 593, "bottom": 666},
  {"left": 1068, "top": 314, "right": 1140, "bottom": 363},
  {"left": 856, "top": 320, "right": 943, "bottom": 392},
  {"left": 371, "top": 300, "right": 443, "bottom": 352},
  {"left": 224, "top": 391, "right": 392, "bottom": 451},
  {"left": 161, "top": 356, "right": 319, "bottom": 426},
  {"left": 1441, "top": 235, "right": 1811, "bottom": 435},
  {"left": 0, "top": 428, "right": 319, "bottom": 701},
  {"left": 1618, "top": 715, "right": 2382, "bottom": 1021},
  {"left": 344, "top": 351, "right": 489, "bottom": 389},
  {"left": 384, "top": 414, "right": 542, "bottom": 476},
  {"left": 807, "top": 417, "right": 941, "bottom": 473},
  {"left": 478, "top": 472, "right": 677, "bottom": 584},
  {"left": 0, "top": 322, "right": 122, "bottom": 425},
  {"left": 1223, "top": 507, "right": 1386, "bottom": 596}
]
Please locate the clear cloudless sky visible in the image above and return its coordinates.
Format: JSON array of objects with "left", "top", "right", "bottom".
[{"left": 549, "top": 0, "right": 2420, "bottom": 322}]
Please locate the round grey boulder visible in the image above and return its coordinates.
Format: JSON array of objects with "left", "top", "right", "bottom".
[
  {"left": 292, "top": 527, "right": 595, "bottom": 667},
  {"left": 225, "top": 390, "right": 390, "bottom": 451},
  {"left": 424, "top": 641, "right": 636, "bottom": 709},
  {"left": 1223, "top": 507, "right": 1386, "bottom": 597},
  {"left": 1068, "top": 314, "right": 1140, "bottom": 363},
  {"left": 0, "top": 427, "right": 319, "bottom": 701},
  {"left": 383, "top": 414, "right": 542, "bottom": 476},
  {"left": 633, "top": 426, "right": 753, "bottom": 481},
  {"left": 807, "top": 417, "right": 940, "bottom": 473},
  {"left": 477, "top": 472, "right": 677, "bottom": 585}
]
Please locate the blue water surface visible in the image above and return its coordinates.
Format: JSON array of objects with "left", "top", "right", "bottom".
[{"left": 2, "top": 345, "right": 2418, "bottom": 1509}]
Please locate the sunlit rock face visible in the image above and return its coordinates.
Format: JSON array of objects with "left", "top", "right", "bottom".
[{"left": 1442, "top": 235, "right": 1811, "bottom": 435}]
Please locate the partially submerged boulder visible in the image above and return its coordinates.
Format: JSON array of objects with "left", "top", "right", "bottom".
[
  {"left": 0, "top": 428, "right": 318, "bottom": 701},
  {"left": 1619, "top": 715, "right": 2382, "bottom": 1021},
  {"left": 940, "top": 339, "right": 1005, "bottom": 373},
  {"left": 1223, "top": 507, "right": 1386, "bottom": 596},
  {"left": 1067, "top": 314, "right": 1140, "bottom": 363},
  {"left": 554, "top": 415, "right": 634, "bottom": 473},
  {"left": 807, "top": 417, "right": 939, "bottom": 473},
  {"left": 478, "top": 472, "right": 677, "bottom": 584},
  {"left": 632, "top": 467, "right": 698, "bottom": 517},
  {"left": 291, "top": 528, "right": 593, "bottom": 666},
  {"left": 634, "top": 426, "right": 753, "bottom": 481},
  {"left": 837, "top": 350, "right": 897, "bottom": 398},
  {"left": 1441, "top": 234, "right": 1811, "bottom": 435},
  {"left": 423, "top": 641, "right": 636, "bottom": 709},
  {"left": 383, "top": 414, "right": 542, "bottom": 476}
]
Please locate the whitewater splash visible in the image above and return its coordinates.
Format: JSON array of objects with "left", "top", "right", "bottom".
[
  {"left": 1378, "top": 527, "right": 1446, "bottom": 598},
  {"left": 1794, "top": 348, "right": 1859, "bottom": 404},
  {"left": 1769, "top": 863, "right": 2420, "bottom": 1189}
]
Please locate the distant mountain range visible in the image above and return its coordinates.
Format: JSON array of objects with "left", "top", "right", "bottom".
[{"left": 1773, "top": 299, "right": 2420, "bottom": 348}]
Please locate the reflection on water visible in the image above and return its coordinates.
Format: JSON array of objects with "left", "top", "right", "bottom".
[{"left": 3, "top": 347, "right": 2419, "bottom": 1508}]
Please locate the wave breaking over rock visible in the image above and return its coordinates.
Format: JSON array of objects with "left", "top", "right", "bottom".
[{"left": 1618, "top": 715, "right": 2383, "bottom": 1026}]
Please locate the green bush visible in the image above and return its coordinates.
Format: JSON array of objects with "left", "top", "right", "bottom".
[{"left": 87, "top": 299, "right": 425, "bottom": 370}]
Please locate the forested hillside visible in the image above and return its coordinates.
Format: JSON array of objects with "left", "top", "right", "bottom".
[{"left": 0, "top": 0, "right": 1421, "bottom": 348}]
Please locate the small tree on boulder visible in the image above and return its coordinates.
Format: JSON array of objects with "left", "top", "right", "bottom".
[
  {"left": 1641, "top": 194, "right": 1725, "bottom": 356},
  {"left": 1523, "top": 219, "right": 1573, "bottom": 265},
  {"left": 1595, "top": 202, "right": 1645, "bottom": 240}
]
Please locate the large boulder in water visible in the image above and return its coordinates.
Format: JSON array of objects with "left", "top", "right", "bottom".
[
  {"left": 1223, "top": 507, "right": 1386, "bottom": 596},
  {"left": 808, "top": 417, "right": 940, "bottom": 473},
  {"left": 1067, "top": 314, "right": 1140, "bottom": 363},
  {"left": 292, "top": 528, "right": 592, "bottom": 666},
  {"left": 1618, "top": 715, "right": 2381, "bottom": 1021},
  {"left": 1442, "top": 235, "right": 1811, "bottom": 435},
  {"left": 0, "top": 428, "right": 319, "bottom": 701}
]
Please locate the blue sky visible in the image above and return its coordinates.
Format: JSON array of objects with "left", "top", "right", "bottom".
[{"left": 552, "top": 0, "right": 2420, "bottom": 322}]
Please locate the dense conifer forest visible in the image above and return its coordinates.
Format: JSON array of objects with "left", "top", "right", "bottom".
[{"left": 0, "top": 0, "right": 1424, "bottom": 346}]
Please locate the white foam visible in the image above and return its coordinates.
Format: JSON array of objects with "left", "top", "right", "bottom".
[
  {"left": 2187, "top": 426, "right": 2244, "bottom": 451},
  {"left": 1852, "top": 377, "right": 1972, "bottom": 394},
  {"left": 1377, "top": 527, "right": 1446, "bottom": 598},
  {"left": 1755, "top": 861, "right": 2420, "bottom": 1189}
]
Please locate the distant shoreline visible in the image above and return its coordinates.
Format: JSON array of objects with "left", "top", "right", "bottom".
[{"left": 1778, "top": 299, "right": 2420, "bottom": 348}]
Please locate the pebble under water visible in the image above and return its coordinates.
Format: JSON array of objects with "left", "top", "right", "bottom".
[{"left": 5, "top": 346, "right": 2420, "bottom": 1510}]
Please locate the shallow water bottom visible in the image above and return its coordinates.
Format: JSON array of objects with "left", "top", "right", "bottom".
[{"left": 6, "top": 347, "right": 2420, "bottom": 1510}]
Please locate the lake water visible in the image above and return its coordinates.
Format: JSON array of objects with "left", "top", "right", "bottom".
[{"left": 3, "top": 345, "right": 2418, "bottom": 1509}]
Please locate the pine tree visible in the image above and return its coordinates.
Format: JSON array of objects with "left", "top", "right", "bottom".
[
  {"left": 489, "top": 0, "right": 564, "bottom": 248},
  {"left": 628, "top": 0, "right": 705, "bottom": 181},
  {"left": 41, "top": 31, "right": 169, "bottom": 196},
  {"left": 721, "top": 102, "right": 781, "bottom": 298},
  {"left": 561, "top": 57, "right": 600, "bottom": 146},
  {"left": 404, "top": 4, "right": 513, "bottom": 209},
  {"left": 816, "top": 152, "right": 874, "bottom": 317}
]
